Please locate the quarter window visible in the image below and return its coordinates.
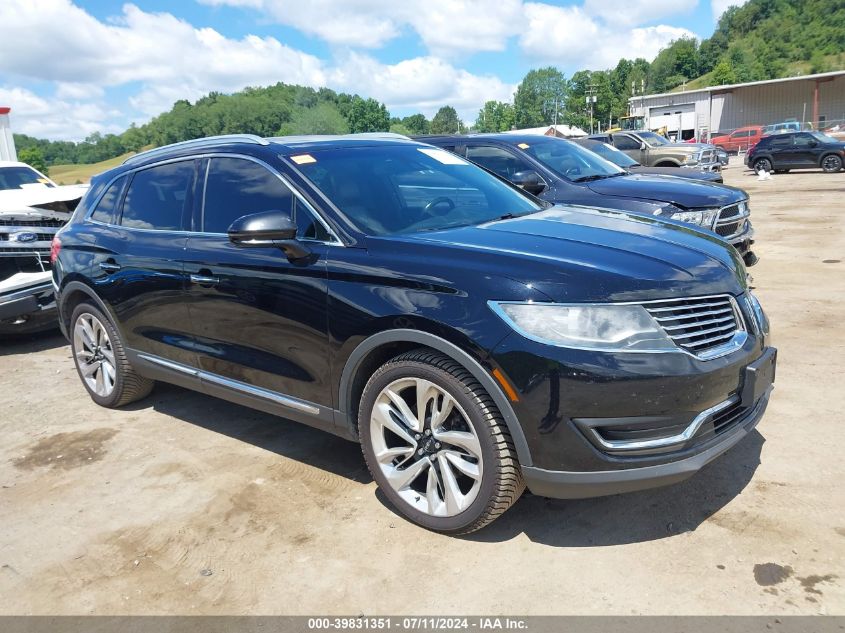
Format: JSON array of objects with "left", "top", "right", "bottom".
[
  {"left": 90, "top": 176, "right": 126, "bottom": 224},
  {"left": 465, "top": 145, "right": 532, "bottom": 179},
  {"left": 121, "top": 161, "right": 195, "bottom": 230},
  {"left": 203, "top": 158, "right": 294, "bottom": 234}
]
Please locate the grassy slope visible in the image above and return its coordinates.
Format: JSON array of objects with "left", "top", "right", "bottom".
[{"left": 49, "top": 151, "right": 135, "bottom": 184}]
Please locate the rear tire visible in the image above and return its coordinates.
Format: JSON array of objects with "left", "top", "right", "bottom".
[
  {"left": 358, "top": 349, "right": 524, "bottom": 534},
  {"left": 70, "top": 302, "right": 154, "bottom": 408},
  {"left": 821, "top": 154, "right": 843, "bottom": 173}
]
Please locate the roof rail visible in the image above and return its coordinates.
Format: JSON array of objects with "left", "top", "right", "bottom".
[{"left": 123, "top": 134, "right": 270, "bottom": 165}]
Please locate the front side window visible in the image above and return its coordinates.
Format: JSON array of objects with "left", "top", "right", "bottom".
[
  {"left": 522, "top": 138, "right": 624, "bottom": 182},
  {"left": 90, "top": 176, "right": 127, "bottom": 224},
  {"left": 202, "top": 157, "right": 295, "bottom": 234},
  {"left": 637, "top": 131, "right": 669, "bottom": 146},
  {"left": 0, "top": 165, "right": 54, "bottom": 191},
  {"left": 121, "top": 161, "right": 195, "bottom": 230},
  {"left": 295, "top": 145, "right": 543, "bottom": 236},
  {"left": 465, "top": 145, "right": 533, "bottom": 180},
  {"left": 582, "top": 141, "right": 638, "bottom": 167},
  {"left": 611, "top": 134, "right": 641, "bottom": 151},
  {"left": 793, "top": 134, "right": 816, "bottom": 147}
]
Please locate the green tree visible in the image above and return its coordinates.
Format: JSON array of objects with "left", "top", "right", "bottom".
[
  {"left": 402, "top": 113, "right": 430, "bottom": 135},
  {"left": 711, "top": 59, "right": 738, "bottom": 85},
  {"left": 278, "top": 103, "right": 349, "bottom": 135},
  {"left": 475, "top": 101, "right": 515, "bottom": 132},
  {"left": 18, "top": 147, "right": 48, "bottom": 175},
  {"left": 430, "top": 106, "right": 462, "bottom": 134},
  {"left": 513, "top": 67, "right": 568, "bottom": 128},
  {"left": 346, "top": 96, "right": 390, "bottom": 133}
]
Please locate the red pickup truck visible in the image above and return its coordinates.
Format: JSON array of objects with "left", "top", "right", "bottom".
[{"left": 711, "top": 125, "right": 764, "bottom": 154}]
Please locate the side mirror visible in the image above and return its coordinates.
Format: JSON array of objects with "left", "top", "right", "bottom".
[
  {"left": 639, "top": 142, "right": 647, "bottom": 150},
  {"left": 808, "top": 139, "right": 818, "bottom": 147},
  {"left": 511, "top": 170, "right": 546, "bottom": 195},
  {"left": 228, "top": 210, "right": 311, "bottom": 260}
]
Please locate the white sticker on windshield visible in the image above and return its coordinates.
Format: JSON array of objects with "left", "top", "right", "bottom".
[{"left": 417, "top": 148, "right": 470, "bottom": 165}]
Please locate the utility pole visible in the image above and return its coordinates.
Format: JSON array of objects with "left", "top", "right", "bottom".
[{"left": 586, "top": 84, "right": 597, "bottom": 134}]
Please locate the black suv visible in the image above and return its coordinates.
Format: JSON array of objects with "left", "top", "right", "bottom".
[
  {"left": 746, "top": 131, "right": 845, "bottom": 173},
  {"left": 421, "top": 134, "right": 756, "bottom": 266},
  {"left": 53, "top": 134, "right": 776, "bottom": 534}
]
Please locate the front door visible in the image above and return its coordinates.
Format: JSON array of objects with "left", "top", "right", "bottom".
[
  {"left": 89, "top": 159, "right": 198, "bottom": 366},
  {"left": 183, "top": 156, "right": 334, "bottom": 422}
]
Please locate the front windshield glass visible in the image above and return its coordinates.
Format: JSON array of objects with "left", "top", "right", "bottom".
[
  {"left": 521, "top": 138, "right": 625, "bottom": 182},
  {"left": 0, "top": 165, "right": 54, "bottom": 191},
  {"left": 582, "top": 140, "right": 638, "bottom": 167},
  {"left": 295, "top": 145, "right": 544, "bottom": 236},
  {"left": 811, "top": 131, "right": 837, "bottom": 143},
  {"left": 638, "top": 131, "right": 670, "bottom": 146}
]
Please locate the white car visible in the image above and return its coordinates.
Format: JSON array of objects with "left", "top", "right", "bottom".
[{"left": 0, "top": 161, "right": 88, "bottom": 334}]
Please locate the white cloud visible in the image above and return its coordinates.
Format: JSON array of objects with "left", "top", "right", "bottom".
[
  {"left": 0, "top": 86, "right": 122, "bottom": 140},
  {"left": 583, "top": 0, "right": 698, "bottom": 27},
  {"left": 521, "top": 3, "right": 694, "bottom": 69},
  {"left": 711, "top": 0, "right": 749, "bottom": 21},
  {"left": 199, "top": 0, "right": 524, "bottom": 54}
]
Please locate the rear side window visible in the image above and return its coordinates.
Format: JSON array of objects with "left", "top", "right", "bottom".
[
  {"left": 90, "top": 176, "right": 126, "bottom": 224},
  {"left": 202, "top": 157, "right": 294, "bottom": 234},
  {"left": 121, "top": 161, "right": 195, "bottom": 230}
]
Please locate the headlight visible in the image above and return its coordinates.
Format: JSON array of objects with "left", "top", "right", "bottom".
[
  {"left": 490, "top": 302, "right": 676, "bottom": 351},
  {"left": 746, "top": 293, "right": 771, "bottom": 345},
  {"left": 668, "top": 208, "right": 719, "bottom": 228},
  {"left": 683, "top": 154, "right": 699, "bottom": 164}
]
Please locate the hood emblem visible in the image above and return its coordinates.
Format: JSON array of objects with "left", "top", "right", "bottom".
[{"left": 10, "top": 232, "right": 39, "bottom": 243}]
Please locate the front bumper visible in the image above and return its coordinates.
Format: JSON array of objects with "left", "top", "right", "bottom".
[
  {"left": 0, "top": 282, "right": 57, "bottom": 333},
  {"left": 523, "top": 384, "right": 772, "bottom": 498},
  {"left": 682, "top": 159, "right": 721, "bottom": 172}
]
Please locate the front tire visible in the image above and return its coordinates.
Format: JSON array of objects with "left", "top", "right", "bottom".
[
  {"left": 753, "top": 157, "right": 772, "bottom": 172},
  {"left": 359, "top": 350, "right": 524, "bottom": 534},
  {"left": 821, "top": 154, "right": 843, "bottom": 173},
  {"left": 70, "top": 302, "right": 154, "bottom": 408}
]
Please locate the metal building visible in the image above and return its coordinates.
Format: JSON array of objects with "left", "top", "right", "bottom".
[{"left": 627, "top": 70, "right": 845, "bottom": 141}]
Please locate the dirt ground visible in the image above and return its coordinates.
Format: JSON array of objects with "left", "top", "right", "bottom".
[{"left": 1, "top": 160, "right": 843, "bottom": 615}]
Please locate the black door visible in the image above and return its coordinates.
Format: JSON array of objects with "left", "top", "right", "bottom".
[
  {"left": 790, "top": 133, "right": 822, "bottom": 167},
  {"left": 766, "top": 135, "right": 797, "bottom": 168},
  {"left": 89, "top": 159, "right": 198, "bottom": 366},
  {"left": 183, "top": 156, "right": 335, "bottom": 424}
]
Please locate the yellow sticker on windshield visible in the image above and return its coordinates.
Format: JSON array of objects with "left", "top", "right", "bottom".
[
  {"left": 291, "top": 154, "right": 316, "bottom": 164},
  {"left": 517, "top": 143, "right": 530, "bottom": 149},
  {"left": 37, "top": 178, "right": 51, "bottom": 184}
]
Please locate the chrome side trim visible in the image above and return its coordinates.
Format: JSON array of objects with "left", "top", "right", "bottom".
[
  {"left": 589, "top": 396, "right": 739, "bottom": 452},
  {"left": 136, "top": 352, "right": 320, "bottom": 416}
]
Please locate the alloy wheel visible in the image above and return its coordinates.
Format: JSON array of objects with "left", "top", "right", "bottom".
[
  {"left": 370, "top": 377, "right": 482, "bottom": 517},
  {"left": 822, "top": 155, "right": 842, "bottom": 172},
  {"left": 73, "top": 313, "right": 117, "bottom": 397}
]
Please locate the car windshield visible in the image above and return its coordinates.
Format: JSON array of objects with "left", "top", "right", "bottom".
[
  {"left": 811, "top": 131, "right": 837, "bottom": 143},
  {"left": 638, "top": 131, "right": 670, "bottom": 146},
  {"left": 0, "top": 165, "right": 54, "bottom": 191},
  {"left": 580, "top": 140, "right": 639, "bottom": 167},
  {"left": 520, "top": 138, "right": 625, "bottom": 182},
  {"left": 294, "top": 144, "right": 545, "bottom": 236}
]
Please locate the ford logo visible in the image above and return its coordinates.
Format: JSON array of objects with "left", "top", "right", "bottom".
[{"left": 11, "top": 232, "right": 39, "bottom": 243}]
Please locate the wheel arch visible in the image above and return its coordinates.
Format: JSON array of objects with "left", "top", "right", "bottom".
[
  {"left": 819, "top": 152, "right": 843, "bottom": 170},
  {"left": 654, "top": 160, "right": 681, "bottom": 167},
  {"left": 58, "top": 280, "right": 121, "bottom": 340},
  {"left": 338, "top": 329, "right": 533, "bottom": 467}
]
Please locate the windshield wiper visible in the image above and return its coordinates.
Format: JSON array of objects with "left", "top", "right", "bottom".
[{"left": 574, "top": 172, "right": 626, "bottom": 182}]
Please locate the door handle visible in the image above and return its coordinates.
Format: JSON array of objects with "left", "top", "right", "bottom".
[
  {"left": 99, "top": 261, "right": 121, "bottom": 273},
  {"left": 190, "top": 273, "right": 219, "bottom": 286}
]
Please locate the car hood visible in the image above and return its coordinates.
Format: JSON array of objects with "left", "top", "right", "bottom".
[
  {"left": 0, "top": 184, "right": 88, "bottom": 219},
  {"left": 627, "top": 166, "right": 722, "bottom": 182},
  {"left": 582, "top": 173, "right": 744, "bottom": 209},
  {"left": 397, "top": 205, "right": 747, "bottom": 303}
]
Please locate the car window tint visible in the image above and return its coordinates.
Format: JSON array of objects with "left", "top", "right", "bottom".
[
  {"left": 465, "top": 145, "right": 531, "bottom": 179},
  {"left": 792, "top": 134, "right": 815, "bottom": 147},
  {"left": 203, "top": 157, "right": 294, "bottom": 234},
  {"left": 90, "top": 176, "right": 126, "bottom": 224},
  {"left": 295, "top": 205, "right": 332, "bottom": 241},
  {"left": 612, "top": 135, "right": 641, "bottom": 150},
  {"left": 769, "top": 136, "right": 792, "bottom": 148},
  {"left": 121, "top": 161, "right": 195, "bottom": 230}
]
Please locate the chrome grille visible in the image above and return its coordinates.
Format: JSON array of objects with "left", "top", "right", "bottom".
[
  {"left": 0, "top": 219, "right": 65, "bottom": 227},
  {"left": 644, "top": 295, "right": 742, "bottom": 356},
  {"left": 713, "top": 201, "right": 749, "bottom": 240}
]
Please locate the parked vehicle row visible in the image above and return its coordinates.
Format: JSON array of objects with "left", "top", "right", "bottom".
[
  {"left": 421, "top": 134, "right": 756, "bottom": 266},
  {"left": 0, "top": 161, "right": 87, "bottom": 334},
  {"left": 52, "top": 133, "right": 775, "bottom": 533},
  {"left": 587, "top": 131, "right": 722, "bottom": 171}
]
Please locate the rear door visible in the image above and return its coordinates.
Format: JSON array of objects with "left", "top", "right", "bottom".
[
  {"left": 183, "top": 155, "right": 335, "bottom": 423},
  {"left": 89, "top": 159, "right": 197, "bottom": 366}
]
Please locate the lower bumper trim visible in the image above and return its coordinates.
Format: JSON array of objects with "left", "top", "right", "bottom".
[{"left": 523, "top": 386, "right": 771, "bottom": 499}]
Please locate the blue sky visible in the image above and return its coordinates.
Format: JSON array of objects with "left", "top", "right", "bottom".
[{"left": 0, "top": 0, "right": 747, "bottom": 140}]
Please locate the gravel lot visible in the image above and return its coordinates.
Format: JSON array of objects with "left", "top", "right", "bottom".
[{"left": 1, "top": 160, "right": 843, "bottom": 615}]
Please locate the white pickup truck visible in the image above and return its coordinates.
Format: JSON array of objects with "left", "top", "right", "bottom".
[{"left": 0, "top": 161, "right": 87, "bottom": 334}]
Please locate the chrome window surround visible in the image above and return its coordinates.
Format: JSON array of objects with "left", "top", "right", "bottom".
[
  {"left": 122, "top": 134, "right": 269, "bottom": 166},
  {"left": 84, "top": 153, "right": 342, "bottom": 245},
  {"left": 489, "top": 294, "right": 749, "bottom": 361}
]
